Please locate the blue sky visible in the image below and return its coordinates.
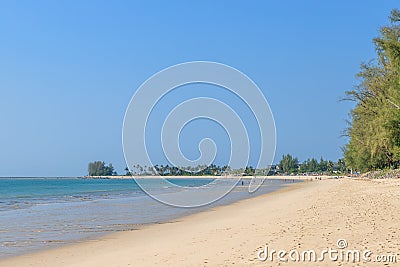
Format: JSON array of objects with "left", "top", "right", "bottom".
[{"left": 0, "top": 1, "right": 398, "bottom": 176}]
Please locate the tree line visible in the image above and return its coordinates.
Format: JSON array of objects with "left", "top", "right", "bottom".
[
  {"left": 88, "top": 161, "right": 117, "bottom": 176},
  {"left": 127, "top": 158, "right": 345, "bottom": 176},
  {"left": 277, "top": 154, "right": 346, "bottom": 175},
  {"left": 344, "top": 9, "right": 400, "bottom": 172},
  {"left": 126, "top": 164, "right": 259, "bottom": 176},
  {"left": 87, "top": 156, "right": 345, "bottom": 177}
]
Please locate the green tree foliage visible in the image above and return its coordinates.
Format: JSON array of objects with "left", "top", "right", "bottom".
[
  {"left": 337, "top": 158, "right": 347, "bottom": 173},
  {"left": 244, "top": 166, "right": 255, "bottom": 176},
  {"left": 282, "top": 156, "right": 345, "bottom": 174},
  {"left": 278, "top": 154, "right": 299, "bottom": 174},
  {"left": 124, "top": 167, "right": 132, "bottom": 176},
  {"left": 298, "top": 158, "right": 323, "bottom": 173},
  {"left": 149, "top": 163, "right": 234, "bottom": 176},
  {"left": 308, "top": 158, "right": 319, "bottom": 173},
  {"left": 344, "top": 9, "right": 400, "bottom": 171},
  {"left": 88, "top": 161, "right": 116, "bottom": 176},
  {"left": 128, "top": 157, "right": 345, "bottom": 176}
]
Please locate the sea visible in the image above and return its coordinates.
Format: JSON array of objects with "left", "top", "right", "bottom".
[{"left": 0, "top": 177, "right": 300, "bottom": 258}]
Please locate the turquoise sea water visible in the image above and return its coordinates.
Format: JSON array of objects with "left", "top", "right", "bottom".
[{"left": 0, "top": 177, "right": 299, "bottom": 258}]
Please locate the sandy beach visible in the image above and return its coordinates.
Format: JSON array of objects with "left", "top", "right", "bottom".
[{"left": 1, "top": 177, "right": 399, "bottom": 266}]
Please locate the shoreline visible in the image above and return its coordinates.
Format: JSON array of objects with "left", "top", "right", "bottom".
[
  {"left": 0, "top": 179, "right": 306, "bottom": 264},
  {"left": 0, "top": 177, "right": 302, "bottom": 260},
  {"left": 2, "top": 177, "right": 397, "bottom": 266}
]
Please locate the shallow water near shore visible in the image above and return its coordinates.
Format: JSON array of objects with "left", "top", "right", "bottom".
[{"left": 0, "top": 177, "right": 300, "bottom": 258}]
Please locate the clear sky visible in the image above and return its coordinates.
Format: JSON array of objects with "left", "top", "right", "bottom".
[{"left": 0, "top": 1, "right": 398, "bottom": 176}]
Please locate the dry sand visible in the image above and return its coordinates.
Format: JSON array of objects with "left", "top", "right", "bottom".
[{"left": 1, "top": 178, "right": 399, "bottom": 266}]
